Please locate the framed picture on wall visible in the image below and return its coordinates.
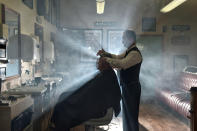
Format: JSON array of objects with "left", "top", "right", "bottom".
[
  {"left": 107, "top": 30, "right": 124, "bottom": 54},
  {"left": 142, "top": 17, "right": 156, "bottom": 32},
  {"left": 171, "top": 35, "right": 191, "bottom": 45},
  {"left": 174, "top": 55, "right": 189, "bottom": 72},
  {"left": 171, "top": 25, "right": 191, "bottom": 32}
]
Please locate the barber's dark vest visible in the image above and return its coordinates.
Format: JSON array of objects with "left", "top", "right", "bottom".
[{"left": 120, "top": 47, "right": 142, "bottom": 85}]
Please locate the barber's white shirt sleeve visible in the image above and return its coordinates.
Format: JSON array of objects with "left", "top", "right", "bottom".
[
  {"left": 105, "top": 51, "right": 142, "bottom": 70},
  {"left": 110, "top": 53, "right": 125, "bottom": 59}
]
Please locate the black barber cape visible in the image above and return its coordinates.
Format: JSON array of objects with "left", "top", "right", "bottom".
[{"left": 51, "top": 69, "right": 121, "bottom": 131}]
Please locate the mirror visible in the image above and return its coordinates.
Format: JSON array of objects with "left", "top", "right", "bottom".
[{"left": 5, "top": 8, "right": 20, "bottom": 77}]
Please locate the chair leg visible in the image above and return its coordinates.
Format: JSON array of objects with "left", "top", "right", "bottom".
[{"left": 191, "top": 87, "right": 197, "bottom": 131}]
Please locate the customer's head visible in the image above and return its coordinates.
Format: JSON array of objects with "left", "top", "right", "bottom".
[
  {"left": 122, "top": 29, "right": 136, "bottom": 48},
  {"left": 96, "top": 57, "right": 111, "bottom": 72}
]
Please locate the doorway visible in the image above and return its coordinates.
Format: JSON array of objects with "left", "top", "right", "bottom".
[{"left": 137, "top": 35, "right": 163, "bottom": 101}]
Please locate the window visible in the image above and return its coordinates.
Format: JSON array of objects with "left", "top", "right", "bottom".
[{"left": 107, "top": 30, "right": 124, "bottom": 54}]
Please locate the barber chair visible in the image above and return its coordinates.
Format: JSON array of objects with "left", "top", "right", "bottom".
[
  {"left": 83, "top": 58, "right": 120, "bottom": 131},
  {"left": 51, "top": 57, "right": 121, "bottom": 131},
  {"left": 84, "top": 108, "right": 113, "bottom": 131},
  {"left": 156, "top": 66, "right": 197, "bottom": 131}
]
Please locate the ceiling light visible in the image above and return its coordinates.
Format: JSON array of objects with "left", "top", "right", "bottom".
[
  {"left": 96, "top": 0, "right": 105, "bottom": 14},
  {"left": 160, "top": 0, "right": 187, "bottom": 13}
]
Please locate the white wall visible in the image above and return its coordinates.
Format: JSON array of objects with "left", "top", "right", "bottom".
[{"left": 59, "top": 0, "right": 197, "bottom": 73}]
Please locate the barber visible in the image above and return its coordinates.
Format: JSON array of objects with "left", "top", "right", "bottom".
[{"left": 97, "top": 29, "right": 142, "bottom": 131}]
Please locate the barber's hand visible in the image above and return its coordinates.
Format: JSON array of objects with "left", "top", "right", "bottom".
[
  {"left": 100, "top": 57, "right": 107, "bottom": 62},
  {"left": 97, "top": 57, "right": 108, "bottom": 71},
  {"left": 97, "top": 48, "right": 106, "bottom": 56},
  {"left": 98, "top": 57, "right": 107, "bottom": 66}
]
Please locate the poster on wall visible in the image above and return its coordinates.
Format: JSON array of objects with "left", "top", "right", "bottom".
[
  {"left": 171, "top": 25, "right": 191, "bottom": 32},
  {"left": 62, "top": 29, "right": 103, "bottom": 62},
  {"left": 84, "top": 30, "right": 102, "bottom": 51},
  {"left": 81, "top": 30, "right": 103, "bottom": 62},
  {"left": 171, "top": 35, "right": 191, "bottom": 45},
  {"left": 107, "top": 30, "right": 124, "bottom": 54},
  {"left": 142, "top": 17, "right": 156, "bottom": 32}
]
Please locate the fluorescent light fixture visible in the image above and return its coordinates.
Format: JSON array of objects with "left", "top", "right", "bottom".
[
  {"left": 96, "top": 0, "right": 105, "bottom": 14},
  {"left": 160, "top": 0, "right": 187, "bottom": 13}
]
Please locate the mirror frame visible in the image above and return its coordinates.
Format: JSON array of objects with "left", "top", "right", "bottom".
[{"left": 4, "top": 6, "right": 21, "bottom": 77}]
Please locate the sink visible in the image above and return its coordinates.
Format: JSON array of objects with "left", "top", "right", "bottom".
[
  {"left": 41, "top": 76, "right": 62, "bottom": 82},
  {"left": 5, "top": 86, "right": 47, "bottom": 95}
]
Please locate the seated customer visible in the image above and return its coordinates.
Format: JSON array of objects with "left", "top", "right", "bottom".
[{"left": 51, "top": 57, "right": 121, "bottom": 131}]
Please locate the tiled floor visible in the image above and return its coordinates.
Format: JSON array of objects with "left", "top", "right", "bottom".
[{"left": 99, "top": 103, "right": 190, "bottom": 131}]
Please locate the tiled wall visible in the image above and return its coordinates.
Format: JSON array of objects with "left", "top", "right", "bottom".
[{"left": 0, "top": 0, "right": 58, "bottom": 90}]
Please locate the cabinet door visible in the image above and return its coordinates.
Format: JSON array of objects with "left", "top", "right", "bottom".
[{"left": 137, "top": 35, "right": 163, "bottom": 98}]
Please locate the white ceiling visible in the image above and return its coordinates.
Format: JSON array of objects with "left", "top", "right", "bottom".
[{"left": 60, "top": 0, "right": 197, "bottom": 28}]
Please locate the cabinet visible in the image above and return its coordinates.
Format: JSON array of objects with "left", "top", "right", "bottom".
[
  {"left": 0, "top": 96, "right": 33, "bottom": 131},
  {"left": 8, "top": 34, "right": 40, "bottom": 62}
]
